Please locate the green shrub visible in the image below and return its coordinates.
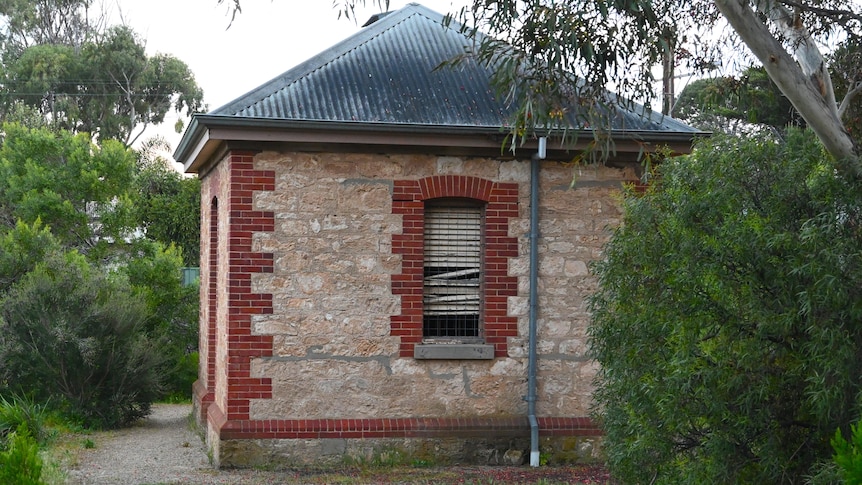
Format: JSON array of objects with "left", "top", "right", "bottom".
[
  {"left": 589, "top": 130, "right": 862, "bottom": 483},
  {"left": 0, "top": 252, "right": 165, "bottom": 429},
  {"left": 0, "top": 395, "right": 49, "bottom": 447},
  {"left": 162, "top": 352, "right": 199, "bottom": 403},
  {"left": 0, "top": 426, "right": 45, "bottom": 485},
  {"left": 832, "top": 422, "right": 862, "bottom": 484},
  {"left": 0, "top": 219, "right": 61, "bottom": 293},
  {"left": 123, "top": 242, "right": 199, "bottom": 400}
]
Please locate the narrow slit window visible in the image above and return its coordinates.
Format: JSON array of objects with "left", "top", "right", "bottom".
[{"left": 423, "top": 201, "right": 483, "bottom": 339}]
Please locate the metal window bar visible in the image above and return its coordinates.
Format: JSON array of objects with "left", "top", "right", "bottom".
[{"left": 423, "top": 204, "right": 482, "bottom": 338}]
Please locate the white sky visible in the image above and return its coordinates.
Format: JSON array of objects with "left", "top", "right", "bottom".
[{"left": 110, "top": 0, "right": 470, "bottom": 162}]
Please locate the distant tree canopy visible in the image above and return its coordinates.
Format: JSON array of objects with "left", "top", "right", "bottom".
[
  {"left": 674, "top": 39, "right": 862, "bottom": 146},
  {"left": 0, "top": 124, "right": 200, "bottom": 266},
  {"left": 831, "top": 40, "right": 862, "bottom": 145},
  {"left": 0, "top": 0, "right": 203, "bottom": 265},
  {"left": 0, "top": 0, "right": 204, "bottom": 146},
  {"left": 674, "top": 66, "right": 801, "bottom": 134},
  {"left": 0, "top": 0, "right": 95, "bottom": 52},
  {"left": 0, "top": 123, "right": 138, "bottom": 260},
  {"left": 134, "top": 137, "right": 201, "bottom": 267}
]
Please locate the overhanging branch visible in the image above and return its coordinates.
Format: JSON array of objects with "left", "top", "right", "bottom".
[
  {"left": 714, "top": 0, "right": 859, "bottom": 167},
  {"left": 779, "top": 1, "right": 862, "bottom": 23},
  {"left": 839, "top": 81, "right": 862, "bottom": 119}
]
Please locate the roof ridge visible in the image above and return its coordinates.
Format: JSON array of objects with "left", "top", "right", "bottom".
[{"left": 191, "top": 3, "right": 702, "bottom": 137}]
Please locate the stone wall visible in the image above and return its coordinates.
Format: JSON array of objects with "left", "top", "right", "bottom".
[
  {"left": 195, "top": 148, "right": 637, "bottom": 466},
  {"left": 248, "top": 151, "right": 631, "bottom": 419}
]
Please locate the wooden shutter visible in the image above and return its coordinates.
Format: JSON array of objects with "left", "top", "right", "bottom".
[{"left": 423, "top": 202, "right": 482, "bottom": 337}]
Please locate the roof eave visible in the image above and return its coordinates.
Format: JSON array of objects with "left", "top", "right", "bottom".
[{"left": 176, "top": 115, "right": 710, "bottom": 173}]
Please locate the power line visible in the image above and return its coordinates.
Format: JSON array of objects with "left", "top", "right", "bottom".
[{"left": 1, "top": 92, "right": 191, "bottom": 97}]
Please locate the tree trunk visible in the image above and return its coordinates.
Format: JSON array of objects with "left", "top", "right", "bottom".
[
  {"left": 713, "top": 0, "right": 860, "bottom": 175},
  {"left": 663, "top": 41, "right": 675, "bottom": 116}
]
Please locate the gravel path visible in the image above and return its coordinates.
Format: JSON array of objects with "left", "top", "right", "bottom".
[{"left": 64, "top": 403, "right": 272, "bottom": 485}]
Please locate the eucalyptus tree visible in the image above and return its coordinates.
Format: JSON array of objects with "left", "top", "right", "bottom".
[
  {"left": 0, "top": 0, "right": 204, "bottom": 146},
  {"left": 74, "top": 25, "right": 203, "bottom": 146},
  {"left": 675, "top": 39, "right": 862, "bottom": 142},
  {"left": 447, "top": 1, "right": 860, "bottom": 168},
  {"left": 0, "top": 0, "right": 96, "bottom": 54},
  {"left": 673, "top": 65, "right": 801, "bottom": 134}
]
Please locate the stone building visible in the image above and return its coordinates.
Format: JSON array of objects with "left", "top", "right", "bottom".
[{"left": 174, "top": 3, "right": 703, "bottom": 468}]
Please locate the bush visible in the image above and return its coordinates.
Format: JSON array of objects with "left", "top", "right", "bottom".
[
  {"left": 0, "top": 426, "right": 44, "bottom": 485},
  {"left": 0, "top": 252, "right": 165, "bottom": 428},
  {"left": 0, "top": 219, "right": 60, "bottom": 293},
  {"left": 589, "top": 130, "right": 862, "bottom": 483},
  {"left": 832, "top": 421, "right": 862, "bottom": 484},
  {"left": 162, "top": 352, "right": 199, "bottom": 403},
  {"left": 0, "top": 395, "right": 49, "bottom": 447},
  {"left": 123, "top": 242, "right": 198, "bottom": 399}
]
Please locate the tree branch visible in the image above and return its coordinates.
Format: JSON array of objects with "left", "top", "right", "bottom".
[
  {"left": 838, "top": 81, "right": 862, "bottom": 119},
  {"left": 714, "top": 0, "right": 859, "bottom": 169},
  {"left": 126, "top": 119, "right": 148, "bottom": 148},
  {"left": 753, "top": 0, "right": 837, "bottom": 108},
  {"left": 779, "top": 1, "right": 862, "bottom": 23}
]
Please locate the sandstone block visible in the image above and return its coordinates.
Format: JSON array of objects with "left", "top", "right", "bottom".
[
  {"left": 435, "top": 156, "right": 465, "bottom": 173},
  {"left": 564, "top": 260, "right": 589, "bottom": 276},
  {"left": 499, "top": 159, "right": 529, "bottom": 181},
  {"left": 503, "top": 448, "right": 525, "bottom": 466}
]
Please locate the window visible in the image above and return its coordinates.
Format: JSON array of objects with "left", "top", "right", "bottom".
[
  {"left": 423, "top": 200, "right": 483, "bottom": 340},
  {"left": 390, "top": 175, "right": 518, "bottom": 360}
]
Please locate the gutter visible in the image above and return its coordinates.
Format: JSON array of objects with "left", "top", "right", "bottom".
[{"left": 527, "top": 137, "right": 546, "bottom": 467}]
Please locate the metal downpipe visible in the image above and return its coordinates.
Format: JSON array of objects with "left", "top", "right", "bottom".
[{"left": 527, "top": 137, "right": 546, "bottom": 467}]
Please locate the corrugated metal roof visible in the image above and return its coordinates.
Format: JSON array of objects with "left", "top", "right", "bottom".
[{"left": 210, "top": 3, "right": 697, "bottom": 134}]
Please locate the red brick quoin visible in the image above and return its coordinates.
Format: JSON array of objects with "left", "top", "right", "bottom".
[
  {"left": 222, "top": 151, "right": 276, "bottom": 421},
  {"left": 391, "top": 175, "right": 519, "bottom": 358}
]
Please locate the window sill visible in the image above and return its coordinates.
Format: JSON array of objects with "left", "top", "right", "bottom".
[{"left": 413, "top": 344, "right": 495, "bottom": 360}]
